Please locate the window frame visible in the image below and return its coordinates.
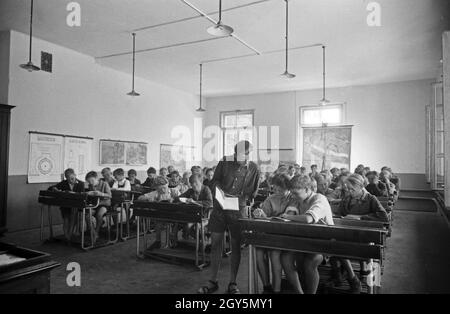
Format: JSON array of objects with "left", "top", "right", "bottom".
[
  {"left": 299, "top": 103, "right": 345, "bottom": 127},
  {"left": 219, "top": 109, "right": 255, "bottom": 157}
]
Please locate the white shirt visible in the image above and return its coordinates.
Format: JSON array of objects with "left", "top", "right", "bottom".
[{"left": 112, "top": 178, "right": 131, "bottom": 191}]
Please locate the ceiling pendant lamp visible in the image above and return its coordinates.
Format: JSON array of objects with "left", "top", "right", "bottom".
[
  {"left": 20, "top": 0, "right": 40, "bottom": 72},
  {"left": 319, "top": 45, "right": 330, "bottom": 105},
  {"left": 196, "top": 64, "right": 206, "bottom": 112},
  {"left": 281, "top": 0, "right": 295, "bottom": 79},
  {"left": 207, "top": 0, "right": 234, "bottom": 37},
  {"left": 127, "top": 33, "right": 140, "bottom": 97}
]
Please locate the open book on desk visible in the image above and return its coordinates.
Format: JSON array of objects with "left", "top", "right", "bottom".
[{"left": 215, "top": 187, "right": 239, "bottom": 211}]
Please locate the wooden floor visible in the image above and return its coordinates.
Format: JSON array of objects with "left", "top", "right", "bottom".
[{"left": 2, "top": 207, "right": 450, "bottom": 294}]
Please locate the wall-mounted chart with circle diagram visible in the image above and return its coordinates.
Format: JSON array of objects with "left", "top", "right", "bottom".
[{"left": 28, "top": 133, "right": 64, "bottom": 183}]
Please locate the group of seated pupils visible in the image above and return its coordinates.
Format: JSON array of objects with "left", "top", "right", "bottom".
[
  {"left": 48, "top": 161, "right": 399, "bottom": 294},
  {"left": 252, "top": 163, "right": 399, "bottom": 294},
  {"left": 48, "top": 165, "right": 217, "bottom": 245}
]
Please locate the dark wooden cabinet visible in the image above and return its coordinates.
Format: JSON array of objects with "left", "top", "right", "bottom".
[{"left": 0, "top": 104, "right": 14, "bottom": 236}]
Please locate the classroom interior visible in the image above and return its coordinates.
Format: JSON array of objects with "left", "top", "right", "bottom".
[{"left": 0, "top": 0, "right": 450, "bottom": 294}]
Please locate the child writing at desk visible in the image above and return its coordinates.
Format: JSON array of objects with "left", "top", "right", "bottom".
[
  {"left": 138, "top": 176, "right": 180, "bottom": 249},
  {"left": 48, "top": 168, "right": 85, "bottom": 242},
  {"left": 85, "top": 171, "right": 112, "bottom": 243},
  {"left": 253, "top": 173, "right": 296, "bottom": 294},
  {"left": 279, "top": 175, "right": 334, "bottom": 294},
  {"left": 330, "top": 173, "right": 389, "bottom": 293},
  {"left": 172, "top": 174, "right": 213, "bottom": 246}
]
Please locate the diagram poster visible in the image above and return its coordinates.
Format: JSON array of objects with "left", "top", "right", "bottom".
[
  {"left": 28, "top": 133, "right": 64, "bottom": 183},
  {"left": 64, "top": 136, "right": 93, "bottom": 179}
]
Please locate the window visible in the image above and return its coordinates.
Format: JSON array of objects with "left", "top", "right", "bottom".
[
  {"left": 426, "top": 82, "right": 445, "bottom": 190},
  {"left": 300, "top": 104, "right": 344, "bottom": 126},
  {"left": 220, "top": 110, "right": 254, "bottom": 156}
]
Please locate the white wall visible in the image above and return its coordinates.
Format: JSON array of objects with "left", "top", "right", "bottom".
[
  {"left": 3, "top": 30, "right": 203, "bottom": 231},
  {"left": 204, "top": 79, "right": 432, "bottom": 174},
  {"left": 7, "top": 30, "right": 203, "bottom": 175}
]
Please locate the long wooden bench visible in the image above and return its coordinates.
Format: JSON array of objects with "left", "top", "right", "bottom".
[
  {"left": 133, "top": 201, "right": 210, "bottom": 269},
  {"left": 240, "top": 218, "right": 387, "bottom": 294}
]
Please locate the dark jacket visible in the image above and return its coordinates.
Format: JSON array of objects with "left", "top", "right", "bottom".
[
  {"left": 49, "top": 179, "right": 85, "bottom": 193},
  {"left": 366, "top": 182, "right": 388, "bottom": 197},
  {"left": 338, "top": 191, "right": 389, "bottom": 222},
  {"left": 212, "top": 156, "right": 260, "bottom": 202},
  {"left": 179, "top": 185, "right": 213, "bottom": 209}
]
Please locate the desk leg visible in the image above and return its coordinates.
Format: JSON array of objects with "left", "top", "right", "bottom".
[
  {"left": 252, "top": 245, "right": 259, "bottom": 294},
  {"left": 136, "top": 216, "right": 140, "bottom": 257},
  {"left": 81, "top": 207, "right": 86, "bottom": 250},
  {"left": 201, "top": 220, "right": 206, "bottom": 264},
  {"left": 48, "top": 205, "right": 53, "bottom": 239},
  {"left": 248, "top": 244, "right": 254, "bottom": 294},
  {"left": 195, "top": 222, "right": 200, "bottom": 267},
  {"left": 40, "top": 205, "right": 44, "bottom": 242}
]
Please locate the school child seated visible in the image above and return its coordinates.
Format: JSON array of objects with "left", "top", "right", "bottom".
[
  {"left": 203, "top": 168, "right": 215, "bottom": 192},
  {"left": 278, "top": 175, "right": 334, "bottom": 294},
  {"left": 143, "top": 167, "right": 157, "bottom": 189},
  {"left": 85, "top": 171, "right": 112, "bottom": 243},
  {"left": 331, "top": 174, "right": 389, "bottom": 293},
  {"left": 100, "top": 167, "right": 115, "bottom": 188},
  {"left": 365, "top": 171, "right": 388, "bottom": 197},
  {"left": 316, "top": 174, "right": 334, "bottom": 198},
  {"left": 293, "top": 164, "right": 301, "bottom": 176},
  {"left": 329, "top": 168, "right": 340, "bottom": 189},
  {"left": 258, "top": 172, "right": 272, "bottom": 190},
  {"left": 127, "top": 169, "right": 141, "bottom": 190},
  {"left": 160, "top": 167, "right": 169, "bottom": 177},
  {"left": 111, "top": 168, "right": 131, "bottom": 191},
  {"left": 191, "top": 165, "right": 203, "bottom": 177},
  {"left": 252, "top": 173, "right": 295, "bottom": 294},
  {"left": 48, "top": 168, "right": 85, "bottom": 241},
  {"left": 179, "top": 174, "right": 213, "bottom": 208},
  {"left": 381, "top": 166, "right": 401, "bottom": 193},
  {"left": 309, "top": 164, "right": 318, "bottom": 178},
  {"left": 168, "top": 170, "right": 182, "bottom": 189},
  {"left": 179, "top": 171, "right": 191, "bottom": 194},
  {"left": 379, "top": 170, "right": 396, "bottom": 197},
  {"left": 338, "top": 174, "right": 389, "bottom": 221},
  {"left": 287, "top": 165, "right": 296, "bottom": 179},
  {"left": 137, "top": 176, "right": 180, "bottom": 249},
  {"left": 299, "top": 166, "right": 307, "bottom": 175}
]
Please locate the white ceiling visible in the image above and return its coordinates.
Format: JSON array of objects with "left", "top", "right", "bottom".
[{"left": 1, "top": 0, "right": 449, "bottom": 97}]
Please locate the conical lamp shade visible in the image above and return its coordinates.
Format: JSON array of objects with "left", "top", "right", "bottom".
[
  {"left": 20, "top": 0, "right": 40, "bottom": 72},
  {"left": 20, "top": 61, "right": 40, "bottom": 72},
  {"left": 207, "top": 23, "right": 234, "bottom": 37}
]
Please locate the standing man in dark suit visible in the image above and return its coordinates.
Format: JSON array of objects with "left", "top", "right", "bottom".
[{"left": 198, "top": 141, "right": 260, "bottom": 294}]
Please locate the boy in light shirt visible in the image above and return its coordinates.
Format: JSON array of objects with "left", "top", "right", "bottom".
[{"left": 280, "top": 175, "right": 334, "bottom": 294}]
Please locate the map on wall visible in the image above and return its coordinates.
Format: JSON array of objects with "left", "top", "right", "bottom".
[
  {"left": 258, "top": 149, "right": 296, "bottom": 173},
  {"left": 100, "top": 140, "right": 148, "bottom": 166},
  {"left": 100, "top": 140, "right": 125, "bottom": 165},
  {"left": 160, "top": 144, "right": 195, "bottom": 173},
  {"left": 126, "top": 143, "right": 147, "bottom": 166},
  {"left": 28, "top": 132, "right": 64, "bottom": 183},
  {"left": 302, "top": 126, "right": 352, "bottom": 171},
  {"left": 64, "top": 136, "right": 93, "bottom": 179}
]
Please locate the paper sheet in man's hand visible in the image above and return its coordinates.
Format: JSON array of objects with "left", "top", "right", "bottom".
[{"left": 215, "top": 187, "right": 239, "bottom": 211}]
